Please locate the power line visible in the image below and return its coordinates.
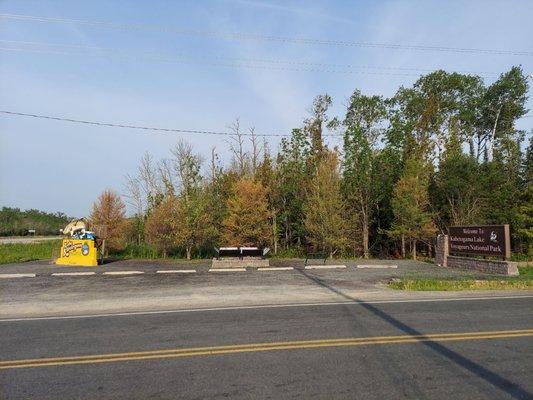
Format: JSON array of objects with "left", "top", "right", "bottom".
[
  {"left": 1, "top": 13, "right": 532, "bottom": 57},
  {"left": 0, "top": 39, "right": 501, "bottom": 76},
  {"left": 0, "top": 47, "right": 421, "bottom": 77},
  {"left": 1, "top": 110, "right": 530, "bottom": 142},
  {"left": 0, "top": 110, "right": 291, "bottom": 137},
  {"left": 0, "top": 43, "right": 500, "bottom": 78}
]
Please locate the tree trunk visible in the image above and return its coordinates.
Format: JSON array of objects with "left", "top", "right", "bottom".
[
  {"left": 401, "top": 234, "right": 406, "bottom": 259},
  {"left": 284, "top": 219, "right": 289, "bottom": 250},
  {"left": 186, "top": 246, "right": 192, "bottom": 260},
  {"left": 412, "top": 239, "right": 417, "bottom": 260},
  {"left": 273, "top": 214, "right": 278, "bottom": 254},
  {"left": 362, "top": 215, "right": 369, "bottom": 259}
]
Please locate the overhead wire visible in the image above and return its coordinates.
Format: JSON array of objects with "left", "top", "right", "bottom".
[
  {"left": 0, "top": 110, "right": 308, "bottom": 137},
  {"left": 1, "top": 13, "right": 532, "bottom": 57},
  {"left": 0, "top": 40, "right": 501, "bottom": 78},
  {"left": 1, "top": 111, "right": 530, "bottom": 141},
  {"left": 0, "top": 46, "right": 424, "bottom": 76}
]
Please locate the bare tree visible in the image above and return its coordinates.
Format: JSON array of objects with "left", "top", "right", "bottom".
[
  {"left": 138, "top": 152, "right": 161, "bottom": 200},
  {"left": 158, "top": 158, "right": 176, "bottom": 195},
  {"left": 170, "top": 139, "right": 203, "bottom": 196},
  {"left": 227, "top": 118, "right": 248, "bottom": 175},
  {"left": 124, "top": 174, "right": 144, "bottom": 216},
  {"left": 209, "top": 146, "right": 221, "bottom": 182},
  {"left": 249, "top": 126, "right": 263, "bottom": 174}
]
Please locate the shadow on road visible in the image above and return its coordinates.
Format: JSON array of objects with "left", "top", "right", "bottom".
[{"left": 296, "top": 268, "right": 531, "bottom": 400}]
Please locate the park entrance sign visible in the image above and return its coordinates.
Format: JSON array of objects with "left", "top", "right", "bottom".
[{"left": 448, "top": 225, "right": 510, "bottom": 259}]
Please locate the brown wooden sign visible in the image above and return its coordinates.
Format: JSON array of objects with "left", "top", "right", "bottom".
[{"left": 448, "top": 225, "right": 510, "bottom": 259}]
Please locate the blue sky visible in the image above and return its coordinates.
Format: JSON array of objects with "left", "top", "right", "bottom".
[{"left": 1, "top": 0, "right": 532, "bottom": 216}]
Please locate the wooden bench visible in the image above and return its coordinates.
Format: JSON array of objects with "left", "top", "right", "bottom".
[{"left": 304, "top": 251, "right": 328, "bottom": 266}]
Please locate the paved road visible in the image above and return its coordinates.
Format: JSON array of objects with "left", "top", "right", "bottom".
[
  {"left": 1, "top": 296, "right": 532, "bottom": 399},
  {"left": 0, "top": 236, "right": 61, "bottom": 244}
]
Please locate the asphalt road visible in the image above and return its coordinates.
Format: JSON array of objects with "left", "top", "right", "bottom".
[
  {"left": 1, "top": 296, "right": 532, "bottom": 399},
  {"left": 0, "top": 236, "right": 61, "bottom": 244}
]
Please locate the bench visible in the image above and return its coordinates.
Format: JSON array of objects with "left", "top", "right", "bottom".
[
  {"left": 304, "top": 251, "right": 328, "bottom": 266},
  {"left": 215, "top": 247, "right": 270, "bottom": 260}
]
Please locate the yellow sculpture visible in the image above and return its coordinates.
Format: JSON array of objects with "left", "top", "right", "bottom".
[{"left": 55, "top": 219, "right": 100, "bottom": 267}]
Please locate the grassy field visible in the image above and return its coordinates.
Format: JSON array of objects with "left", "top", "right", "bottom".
[
  {"left": 390, "top": 265, "right": 533, "bottom": 291},
  {"left": 0, "top": 240, "right": 61, "bottom": 264}
]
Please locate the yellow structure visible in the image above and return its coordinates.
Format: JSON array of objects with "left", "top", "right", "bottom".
[{"left": 55, "top": 239, "right": 99, "bottom": 267}]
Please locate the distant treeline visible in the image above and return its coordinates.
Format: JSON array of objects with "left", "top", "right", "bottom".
[{"left": 0, "top": 207, "right": 70, "bottom": 236}]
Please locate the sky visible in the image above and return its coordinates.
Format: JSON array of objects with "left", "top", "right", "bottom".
[{"left": 0, "top": 0, "right": 532, "bottom": 217}]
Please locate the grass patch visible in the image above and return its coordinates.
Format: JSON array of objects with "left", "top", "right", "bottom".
[
  {"left": 390, "top": 266, "right": 533, "bottom": 291},
  {"left": 518, "top": 264, "right": 533, "bottom": 276},
  {"left": 389, "top": 278, "right": 533, "bottom": 291},
  {"left": 0, "top": 240, "right": 61, "bottom": 264}
]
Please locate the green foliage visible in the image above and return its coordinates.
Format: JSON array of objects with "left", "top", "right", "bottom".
[
  {"left": 518, "top": 265, "right": 533, "bottom": 275},
  {"left": 109, "top": 66, "right": 530, "bottom": 260},
  {"left": 304, "top": 151, "right": 347, "bottom": 256},
  {"left": 0, "top": 207, "right": 69, "bottom": 236},
  {"left": 431, "top": 150, "right": 485, "bottom": 226},
  {"left": 275, "top": 129, "right": 311, "bottom": 248},
  {"left": 342, "top": 90, "right": 388, "bottom": 257},
  {"left": 389, "top": 157, "right": 436, "bottom": 259},
  {"left": 0, "top": 240, "right": 61, "bottom": 264}
]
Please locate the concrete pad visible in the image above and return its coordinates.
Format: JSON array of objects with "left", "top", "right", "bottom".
[{"left": 211, "top": 259, "right": 269, "bottom": 269}]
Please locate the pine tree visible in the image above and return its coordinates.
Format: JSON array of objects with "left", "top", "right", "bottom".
[
  {"left": 390, "top": 157, "right": 436, "bottom": 259},
  {"left": 144, "top": 196, "right": 176, "bottom": 258},
  {"left": 89, "top": 189, "right": 126, "bottom": 251},
  {"left": 276, "top": 128, "right": 311, "bottom": 249},
  {"left": 173, "top": 186, "right": 213, "bottom": 259},
  {"left": 222, "top": 178, "right": 271, "bottom": 246},
  {"left": 304, "top": 151, "right": 347, "bottom": 257}
]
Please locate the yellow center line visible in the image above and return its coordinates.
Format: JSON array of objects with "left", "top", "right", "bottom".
[{"left": 1, "top": 329, "right": 532, "bottom": 370}]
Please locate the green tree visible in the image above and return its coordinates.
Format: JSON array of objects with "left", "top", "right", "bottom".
[
  {"left": 431, "top": 138, "right": 485, "bottom": 227},
  {"left": 304, "top": 151, "right": 347, "bottom": 257},
  {"left": 172, "top": 187, "right": 213, "bottom": 259},
  {"left": 390, "top": 157, "right": 436, "bottom": 259},
  {"left": 144, "top": 196, "right": 176, "bottom": 258},
  {"left": 342, "top": 90, "right": 387, "bottom": 258},
  {"left": 0, "top": 207, "right": 69, "bottom": 236},
  {"left": 275, "top": 128, "right": 311, "bottom": 249},
  {"left": 474, "top": 66, "right": 529, "bottom": 161}
]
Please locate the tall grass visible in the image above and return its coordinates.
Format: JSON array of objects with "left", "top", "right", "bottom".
[{"left": 0, "top": 240, "right": 61, "bottom": 264}]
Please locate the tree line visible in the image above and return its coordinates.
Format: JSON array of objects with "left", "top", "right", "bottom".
[
  {"left": 0, "top": 207, "right": 70, "bottom": 236},
  {"left": 90, "top": 67, "right": 532, "bottom": 260}
]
